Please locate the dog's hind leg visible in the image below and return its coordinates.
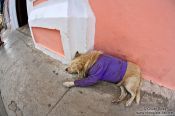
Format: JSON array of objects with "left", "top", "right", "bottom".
[
  {"left": 125, "top": 86, "right": 136, "bottom": 107},
  {"left": 112, "top": 85, "right": 127, "bottom": 103},
  {"left": 124, "top": 76, "right": 140, "bottom": 106},
  {"left": 136, "top": 78, "right": 142, "bottom": 104}
]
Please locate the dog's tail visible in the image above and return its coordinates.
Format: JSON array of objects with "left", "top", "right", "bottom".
[{"left": 136, "top": 78, "right": 142, "bottom": 104}]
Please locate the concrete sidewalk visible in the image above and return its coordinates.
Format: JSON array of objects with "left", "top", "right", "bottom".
[
  {"left": 0, "top": 91, "right": 8, "bottom": 116},
  {"left": 0, "top": 26, "right": 175, "bottom": 116}
]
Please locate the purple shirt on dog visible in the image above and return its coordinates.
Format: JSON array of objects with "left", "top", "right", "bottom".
[{"left": 74, "top": 54, "right": 128, "bottom": 87}]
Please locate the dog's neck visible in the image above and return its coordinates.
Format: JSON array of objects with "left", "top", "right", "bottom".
[{"left": 80, "top": 51, "right": 102, "bottom": 78}]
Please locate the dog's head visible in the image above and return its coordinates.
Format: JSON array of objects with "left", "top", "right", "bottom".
[
  {"left": 65, "top": 51, "right": 84, "bottom": 75},
  {"left": 65, "top": 51, "right": 102, "bottom": 77}
]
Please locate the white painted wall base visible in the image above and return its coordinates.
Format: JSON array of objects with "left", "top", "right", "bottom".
[{"left": 28, "top": 0, "right": 95, "bottom": 64}]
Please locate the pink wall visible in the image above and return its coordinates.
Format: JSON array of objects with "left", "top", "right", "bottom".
[
  {"left": 33, "top": 0, "right": 47, "bottom": 6},
  {"left": 90, "top": 0, "right": 175, "bottom": 90},
  {"left": 32, "top": 27, "right": 64, "bottom": 56}
]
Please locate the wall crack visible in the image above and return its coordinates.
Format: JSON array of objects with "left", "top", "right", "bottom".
[{"left": 46, "top": 88, "right": 70, "bottom": 116}]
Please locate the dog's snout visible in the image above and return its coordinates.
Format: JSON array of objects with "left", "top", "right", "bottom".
[{"left": 65, "top": 68, "right": 68, "bottom": 72}]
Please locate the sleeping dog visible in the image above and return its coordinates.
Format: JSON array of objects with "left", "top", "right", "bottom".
[{"left": 63, "top": 51, "right": 142, "bottom": 106}]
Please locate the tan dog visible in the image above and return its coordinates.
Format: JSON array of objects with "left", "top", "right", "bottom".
[{"left": 63, "top": 51, "right": 142, "bottom": 106}]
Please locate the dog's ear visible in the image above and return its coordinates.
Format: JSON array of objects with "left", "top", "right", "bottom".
[{"left": 75, "top": 51, "right": 81, "bottom": 58}]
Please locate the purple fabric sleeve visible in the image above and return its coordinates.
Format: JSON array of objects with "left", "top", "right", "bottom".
[
  {"left": 74, "top": 75, "right": 99, "bottom": 87},
  {"left": 74, "top": 63, "right": 103, "bottom": 87}
]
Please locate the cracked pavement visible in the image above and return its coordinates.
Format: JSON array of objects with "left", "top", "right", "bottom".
[{"left": 0, "top": 25, "right": 175, "bottom": 116}]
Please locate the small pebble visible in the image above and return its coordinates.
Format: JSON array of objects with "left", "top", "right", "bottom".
[
  {"left": 79, "top": 90, "right": 83, "bottom": 94},
  {"left": 48, "top": 104, "right": 51, "bottom": 107}
]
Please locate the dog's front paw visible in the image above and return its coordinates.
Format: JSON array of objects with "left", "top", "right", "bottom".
[{"left": 63, "top": 82, "right": 75, "bottom": 88}]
